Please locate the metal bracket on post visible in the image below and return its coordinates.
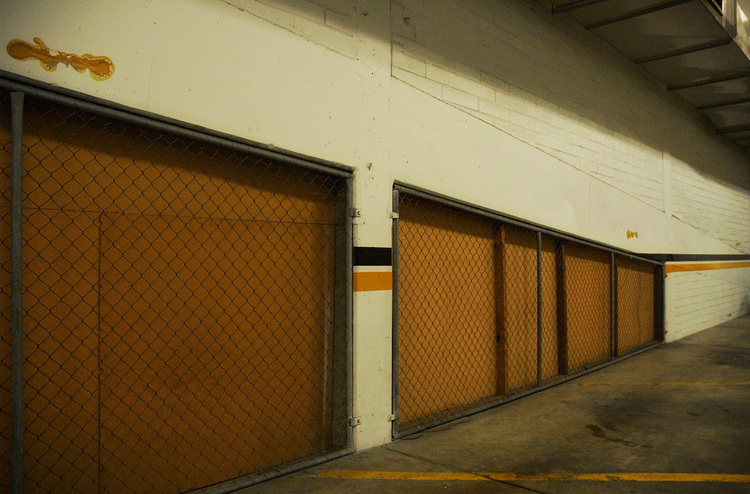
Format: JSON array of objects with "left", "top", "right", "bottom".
[
  {"left": 348, "top": 416, "right": 362, "bottom": 427},
  {"left": 10, "top": 91, "right": 25, "bottom": 494}
]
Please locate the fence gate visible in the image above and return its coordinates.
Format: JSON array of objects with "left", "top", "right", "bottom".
[
  {"left": 0, "top": 87, "right": 351, "bottom": 493},
  {"left": 393, "top": 187, "right": 663, "bottom": 436}
]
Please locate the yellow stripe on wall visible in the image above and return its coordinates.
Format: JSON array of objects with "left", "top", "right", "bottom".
[
  {"left": 353, "top": 271, "right": 393, "bottom": 292},
  {"left": 665, "top": 261, "right": 750, "bottom": 274}
]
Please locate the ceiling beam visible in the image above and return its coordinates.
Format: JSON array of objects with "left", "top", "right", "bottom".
[
  {"left": 698, "top": 97, "right": 750, "bottom": 110},
  {"left": 717, "top": 123, "right": 750, "bottom": 134},
  {"left": 634, "top": 38, "right": 731, "bottom": 64},
  {"left": 668, "top": 73, "right": 750, "bottom": 91},
  {"left": 584, "top": 0, "right": 692, "bottom": 29},
  {"left": 551, "top": 0, "right": 608, "bottom": 15}
]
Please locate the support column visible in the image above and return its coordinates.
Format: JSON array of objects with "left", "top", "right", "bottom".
[{"left": 10, "top": 90, "right": 25, "bottom": 494}]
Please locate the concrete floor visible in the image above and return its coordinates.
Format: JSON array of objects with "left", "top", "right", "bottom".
[{"left": 240, "top": 316, "right": 750, "bottom": 494}]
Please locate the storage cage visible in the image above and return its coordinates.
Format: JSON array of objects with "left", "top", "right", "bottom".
[
  {"left": 1, "top": 81, "right": 353, "bottom": 494},
  {"left": 392, "top": 185, "right": 663, "bottom": 436}
]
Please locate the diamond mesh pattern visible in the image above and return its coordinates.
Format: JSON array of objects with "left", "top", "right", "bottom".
[
  {"left": 395, "top": 194, "right": 659, "bottom": 434},
  {"left": 616, "top": 256, "right": 656, "bottom": 355},
  {"left": 1, "top": 91, "right": 13, "bottom": 492},
  {"left": 397, "top": 196, "right": 497, "bottom": 429},
  {"left": 0, "top": 92, "right": 349, "bottom": 493},
  {"left": 562, "top": 243, "right": 611, "bottom": 372}
]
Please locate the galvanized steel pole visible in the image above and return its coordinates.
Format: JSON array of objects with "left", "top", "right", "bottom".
[
  {"left": 10, "top": 91, "right": 24, "bottom": 494},
  {"left": 345, "top": 178, "right": 354, "bottom": 451},
  {"left": 391, "top": 189, "right": 400, "bottom": 438}
]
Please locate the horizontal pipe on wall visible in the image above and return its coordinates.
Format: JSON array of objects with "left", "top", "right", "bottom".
[{"left": 0, "top": 76, "right": 353, "bottom": 179}]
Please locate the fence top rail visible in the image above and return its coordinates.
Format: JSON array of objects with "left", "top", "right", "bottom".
[
  {"left": 0, "top": 71, "right": 353, "bottom": 179},
  {"left": 394, "top": 182, "right": 664, "bottom": 267}
]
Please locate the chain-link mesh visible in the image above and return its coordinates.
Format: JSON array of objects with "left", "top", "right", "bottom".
[
  {"left": 395, "top": 193, "right": 659, "bottom": 434},
  {"left": 497, "top": 225, "right": 539, "bottom": 394},
  {"left": 539, "top": 236, "right": 559, "bottom": 383},
  {"left": 1, "top": 91, "right": 12, "bottom": 492},
  {"left": 0, "top": 91, "right": 349, "bottom": 493},
  {"left": 397, "top": 196, "right": 497, "bottom": 430},
  {"left": 561, "top": 243, "right": 611, "bottom": 373},
  {"left": 616, "top": 255, "right": 656, "bottom": 355}
]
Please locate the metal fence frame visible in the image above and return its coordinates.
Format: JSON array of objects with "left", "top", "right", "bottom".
[
  {"left": 2, "top": 76, "right": 356, "bottom": 493},
  {"left": 391, "top": 183, "right": 665, "bottom": 439}
]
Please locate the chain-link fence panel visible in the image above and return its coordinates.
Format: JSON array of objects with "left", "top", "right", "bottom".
[
  {"left": 1, "top": 91, "right": 12, "bottom": 492},
  {"left": 495, "top": 230, "right": 562, "bottom": 390},
  {"left": 539, "top": 235, "right": 559, "bottom": 383},
  {"left": 393, "top": 190, "right": 663, "bottom": 436},
  {"left": 562, "top": 243, "right": 612, "bottom": 373},
  {"left": 497, "top": 225, "right": 538, "bottom": 394},
  {"left": 397, "top": 195, "right": 497, "bottom": 431},
  {"left": 1, "top": 90, "right": 349, "bottom": 493},
  {"left": 616, "top": 256, "right": 656, "bottom": 355}
]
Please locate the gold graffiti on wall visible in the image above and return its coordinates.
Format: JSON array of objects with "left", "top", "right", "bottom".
[
  {"left": 626, "top": 230, "right": 639, "bottom": 239},
  {"left": 7, "top": 37, "right": 114, "bottom": 81}
]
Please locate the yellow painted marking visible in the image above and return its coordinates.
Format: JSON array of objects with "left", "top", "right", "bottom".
[
  {"left": 353, "top": 271, "right": 393, "bottom": 292},
  {"left": 580, "top": 382, "right": 750, "bottom": 387},
  {"left": 319, "top": 470, "right": 750, "bottom": 483},
  {"left": 7, "top": 37, "right": 114, "bottom": 80},
  {"left": 665, "top": 261, "right": 750, "bottom": 274},
  {"left": 321, "top": 470, "right": 484, "bottom": 481}
]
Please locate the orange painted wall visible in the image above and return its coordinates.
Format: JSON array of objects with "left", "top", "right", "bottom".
[
  {"left": 617, "top": 257, "right": 655, "bottom": 355},
  {"left": 397, "top": 198, "right": 497, "bottom": 427},
  {"left": 564, "top": 243, "right": 611, "bottom": 372},
  {"left": 0, "top": 96, "right": 339, "bottom": 493}
]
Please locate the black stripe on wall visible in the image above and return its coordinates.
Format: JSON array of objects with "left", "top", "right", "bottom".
[{"left": 354, "top": 247, "right": 392, "bottom": 266}]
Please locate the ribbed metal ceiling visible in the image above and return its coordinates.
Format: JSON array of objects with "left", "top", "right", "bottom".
[{"left": 551, "top": 0, "right": 750, "bottom": 150}]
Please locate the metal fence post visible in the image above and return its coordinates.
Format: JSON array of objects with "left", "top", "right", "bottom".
[
  {"left": 346, "top": 177, "right": 354, "bottom": 451},
  {"left": 655, "top": 264, "right": 666, "bottom": 342},
  {"left": 10, "top": 90, "right": 25, "bottom": 494},
  {"left": 391, "top": 188, "right": 400, "bottom": 438},
  {"left": 536, "top": 231, "right": 543, "bottom": 386},
  {"left": 610, "top": 253, "right": 617, "bottom": 359}
]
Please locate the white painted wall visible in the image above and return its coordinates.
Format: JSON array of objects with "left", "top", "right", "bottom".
[
  {"left": 389, "top": 0, "right": 749, "bottom": 254},
  {"left": 1, "top": 0, "right": 749, "bottom": 451},
  {"left": 665, "top": 265, "right": 750, "bottom": 342}
]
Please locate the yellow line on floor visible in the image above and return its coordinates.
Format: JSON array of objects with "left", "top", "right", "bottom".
[
  {"left": 319, "top": 470, "right": 750, "bottom": 483},
  {"left": 579, "top": 382, "right": 750, "bottom": 387},
  {"left": 321, "top": 470, "right": 484, "bottom": 481}
]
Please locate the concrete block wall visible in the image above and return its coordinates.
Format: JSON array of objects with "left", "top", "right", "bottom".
[
  {"left": 391, "top": 0, "right": 669, "bottom": 212},
  {"left": 222, "top": 0, "right": 357, "bottom": 57},
  {"left": 666, "top": 266, "right": 750, "bottom": 342},
  {"left": 1, "top": 0, "right": 749, "bottom": 452},
  {"left": 390, "top": 0, "right": 749, "bottom": 253},
  {"left": 388, "top": 0, "right": 750, "bottom": 345}
]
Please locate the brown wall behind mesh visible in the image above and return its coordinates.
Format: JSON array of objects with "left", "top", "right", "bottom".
[
  {"left": 563, "top": 243, "right": 611, "bottom": 372},
  {"left": 617, "top": 256, "right": 656, "bottom": 355},
  {"left": 396, "top": 193, "right": 661, "bottom": 434},
  {"left": 397, "top": 197, "right": 497, "bottom": 427},
  {"left": 496, "top": 226, "right": 559, "bottom": 393},
  {"left": 0, "top": 95, "right": 346, "bottom": 493}
]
